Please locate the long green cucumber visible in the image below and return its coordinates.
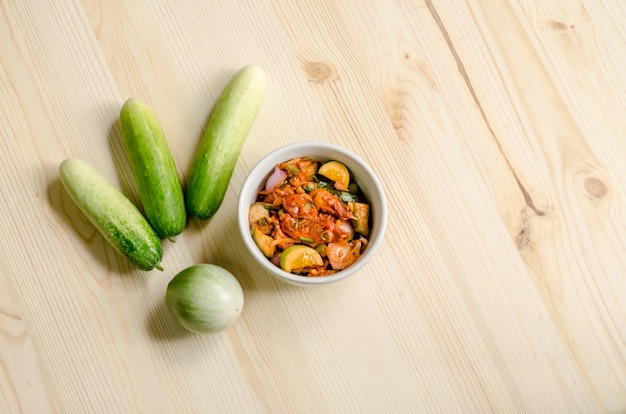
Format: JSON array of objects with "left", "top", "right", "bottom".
[
  {"left": 186, "top": 65, "right": 266, "bottom": 220},
  {"left": 59, "top": 158, "right": 163, "bottom": 271},
  {"left": 119, "top": 98, "right": 186, "bottom": 238}
]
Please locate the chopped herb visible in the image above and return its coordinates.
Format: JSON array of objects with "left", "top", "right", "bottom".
[
  {"left": 315, "top": 244, "right": 326, "bottom": 256},
  {"left": 340, "top": 191, "right": 358, "bottom": 203},
  {"left": 286, "top": 164, "right": 300, "bottom": 176}
]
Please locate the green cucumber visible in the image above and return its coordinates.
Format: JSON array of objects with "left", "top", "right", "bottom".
[
  {"left": 59, "top": 158, "right": 163, "bottom": 271},
  {"left": 119, "top": 98, "right": 186, "bottom": 239},
  {"left": 186, "top": 65, "right": 266, "bottom": 220}
]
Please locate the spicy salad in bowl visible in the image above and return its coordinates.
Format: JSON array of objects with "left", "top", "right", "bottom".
[{"left": 238, "top": 142, "right": 387, "bottom": 286}]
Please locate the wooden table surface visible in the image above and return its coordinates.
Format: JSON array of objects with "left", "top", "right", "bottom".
[{"left": 2, "top": 0, "right": 626, "bottom": 412}]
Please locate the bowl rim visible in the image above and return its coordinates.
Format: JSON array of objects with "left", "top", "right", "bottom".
[{"left": 237, "top": 141, "right": 387, "bottom": 285}]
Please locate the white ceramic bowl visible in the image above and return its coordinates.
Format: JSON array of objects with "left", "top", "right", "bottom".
[{"left": 237, "top": 141, "right": 387, "bottom": 287}]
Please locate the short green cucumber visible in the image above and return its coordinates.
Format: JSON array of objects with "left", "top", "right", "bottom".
[
  {"left": 59, "top": 158, "right": 163, "bottom": 271},
  {"left": 119, "top": 98, "right": 186, "bottom": 238},
  {"left": 186, "top": 65, "right": 266, "bottom": 220}
]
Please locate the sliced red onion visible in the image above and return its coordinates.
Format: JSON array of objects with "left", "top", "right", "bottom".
[
  {"left": 270, "top": 252, "right": 281, "bottom": 267},
  {"left": 265, "top": 166, "right": 288, "bottom": 192}
]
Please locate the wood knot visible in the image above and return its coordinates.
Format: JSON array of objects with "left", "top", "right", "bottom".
[
  {"left": 584, "top": 177, "right": 607, "bottom": 199},
  {"left": 546, "top": 20, "right": 567, "bottom": 31},
  {"left": 543, "top": 20, "right": 576, "bottom": 34},
  {"left": 303, "top": 61, "right": 335, "bottom": 83}
]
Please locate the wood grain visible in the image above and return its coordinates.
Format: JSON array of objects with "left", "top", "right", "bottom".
[{"left": 1, "top": 0, "right": 625, "bottom": 412}]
